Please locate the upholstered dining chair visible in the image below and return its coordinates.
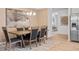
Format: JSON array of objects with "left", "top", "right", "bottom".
[
  {"left": 2, "top": 27, "right": 23, "bottom": 50},
  {"left": 24, "top": 27, "right": 29, "bottom": 31},
  {"left": 44, "top": 26, "right": 48, "bottom": 40},
  {"left": 23, "top": 27, "right": 38, "bottom": 49},
  {"left": 39, "top": 27, "right": 46, "bottom": 45},
  {"left": 16, "top": 27, "right": 24, "bottom": 38},
  {"left": 23, "top": 27, "right": 30, "bottom": 40}
]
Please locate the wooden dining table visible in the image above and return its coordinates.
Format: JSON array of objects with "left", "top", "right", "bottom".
[
  {"left": 8, "top": 30, "right": 31, "bottom": 36},
  {"left": 8, "top": 30, "right": 31, "bottom": 48}
]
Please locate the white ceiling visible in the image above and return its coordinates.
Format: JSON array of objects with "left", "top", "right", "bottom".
[{"left": 52, "top": 8, "right": 68, "bottom": 12}]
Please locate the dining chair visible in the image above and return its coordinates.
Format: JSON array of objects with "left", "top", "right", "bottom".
[
  {"left": 44, "top": 26, "right": 48, "bottom": 40},
  {"left": 16, "top": 27, "right": 26, "bottom": 47},
  {"left": 2, "top": 27, "right": 23, "bottom": 50},
  {"left": 23, "top": 27, "right": 38, "bottom": 49},
  {"left": 16, "top": 27, "right": 24, "bottom": 38},
  {"left": 23, "top": 27, "right": 30, "bottom": 41},
  {"left": 24, "top": 27, "right": 29, "bottom": 31},
  {"left": 39, "top": 27, "right": 46, "bottom": 45}
]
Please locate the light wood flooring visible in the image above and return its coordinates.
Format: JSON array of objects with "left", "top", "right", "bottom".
[
  {"left": 0, "top": 34, "right": 79, "bottom": 51},
  {"left": 49, "top": 34, "right": 79, "bottom": 51}
]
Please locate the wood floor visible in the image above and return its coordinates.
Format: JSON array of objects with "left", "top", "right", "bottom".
[
  {"left": 49, "top": 34, "right": 79, "bottom": 51},
  {"left": 0, "top": 34, "right": 79, "bottom": 51}
]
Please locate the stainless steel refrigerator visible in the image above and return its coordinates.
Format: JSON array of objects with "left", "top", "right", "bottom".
[{"left": 70, "top": 14, "right": 79, "bottom": 41}]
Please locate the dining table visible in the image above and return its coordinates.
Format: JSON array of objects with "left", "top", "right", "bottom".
[
  {"left": 8, "top": 27, "right": 47, "bottom": 47},
  {"left": 8, "top": 30, "right": 31, "bottom": 36},
  {"left": 8, "top": 30, "right": 31, "bottom": 48}
]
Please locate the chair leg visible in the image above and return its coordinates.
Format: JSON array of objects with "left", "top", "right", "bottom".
[
  {"left": 35, "top": 40, "right": 38, "bottom": 47},
  {"left": 21, "top": 36, "right": 25, "bottom": 48},
  {"left": 45, "top": 37, "right": 47, "bottom": 43},
  {"left": 5, "top": 42, "right": 7, "bottom": 50},
  {"left": 23, "top": 40, "right": 25, "bottom": 48},
  {"left": 39, "top": 39, "right": 41, "bottom": 46},
  {"left": 44, "top": 37, "right": 46, "bottom": 44},
  {"left": 29, "top": 41, "right": 32, "bottom": 49},
  {"left": 9, "top": 43, "right": 12, "bottom": 50},
  {"left": 20, "top": 41, "right": 22, "bottom": 48}
]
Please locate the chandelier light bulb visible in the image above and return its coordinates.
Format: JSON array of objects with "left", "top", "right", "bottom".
[
  {"left": 29, "top": 11, "right": 32, "bottom": 16},
  {"left": 26, "top": 12, "right": 29, "bottom": 16},
  {"left": 33, "top": 12, "right": 36, "bottom": 16}
]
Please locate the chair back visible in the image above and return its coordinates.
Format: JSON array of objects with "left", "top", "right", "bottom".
[
  {"left": 24, "top": 27, "right": 28, "bottom": 31},
  {"left": 30, "top": 28, "right": 38, "bottom": 40},
  {"left": 2, "top": 27, "right": 9, "bottom": 42},
  {"left": 40, "top": 27, "right": 46, "bottom": 38},
  {"left": 45, "top": 26, "right": 48, "bottom": 35},
  {"left": 16, "top": 28, "right": 24, "bottom": 31}
]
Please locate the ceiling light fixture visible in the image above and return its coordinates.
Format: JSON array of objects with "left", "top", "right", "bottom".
[{"left": 26, "top": 11, "right": 36, "bottom": 16}]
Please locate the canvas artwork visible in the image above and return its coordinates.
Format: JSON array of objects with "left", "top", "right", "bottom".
[
  {"left": 6, "top": 9, "right": 30, "bottom": 28},
  {"left": 61, "top": 16, "right": 68, "bottom": 25}
]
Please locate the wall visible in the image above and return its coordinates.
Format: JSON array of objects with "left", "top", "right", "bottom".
[
  {"left": 71, "top": 8, "right": 79, "bottom": 13},
  {"left": 27, "top": 9, "right": 38, "bottom": 27},
  {"left": 36, "top": 9, "right": 48, "bottom": 26},
  {"left": 0, "top": 8, "right": 6, "bottom": 42}
]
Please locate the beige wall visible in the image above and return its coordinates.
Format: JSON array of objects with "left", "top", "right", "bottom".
[
  {"left": 37, "top": 9, "right": 48, "bottom": 26},
  {"left": 0, "top": 8, "right": 6, "bottom": 42},
  {"left": 30, "top": 10, "right": 38, "bottom": 27}
]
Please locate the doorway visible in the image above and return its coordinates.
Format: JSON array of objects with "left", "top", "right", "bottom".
[{"left": 48, "top": 8, "right": 68, "bottom": 40}]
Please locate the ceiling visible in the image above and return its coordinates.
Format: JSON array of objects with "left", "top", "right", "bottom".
[{"left": 52, "top": 8, "right": 68, "bottom": 12}]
